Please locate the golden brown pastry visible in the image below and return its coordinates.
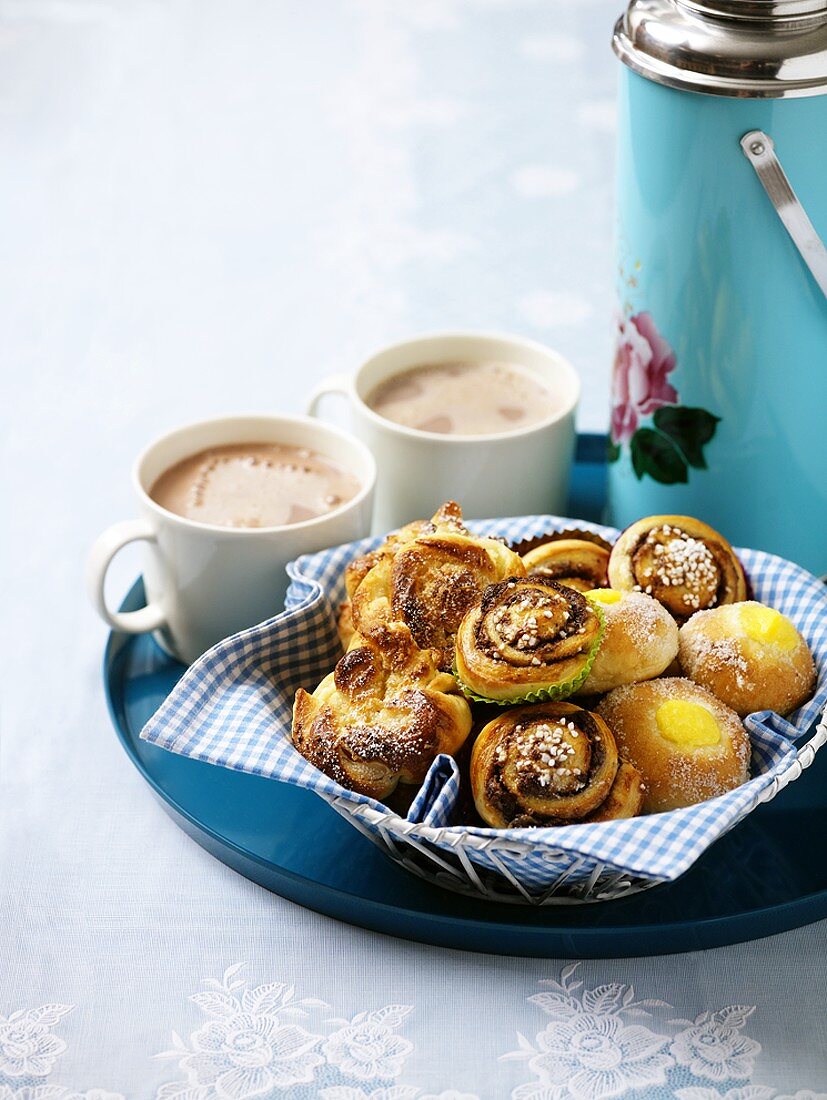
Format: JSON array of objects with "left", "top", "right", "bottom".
[
  {"left": 343, "top": 514, "right": 442, "bottom": 600},
  {"left": 470, "top": 702, "right": 620, "bottom": 827},
  {"left": 292, "top": 623, "right": 472, "bottom": 800},
  {"left": 455, "top": 577, "right": 604, "bottom": 703},
  {"left": 576, "top": 588, "right": 679, "bottom": 695},
  {"left": 679, "top": 601, "right": 817, "bottom": 718},
  {"left": 522, "top": 538, "right": 610, "bottom": 592},
  {"left": 337, "top": 601, "right": 356, "bottom": 649},
  {"left": 350, "top": 502, "right": 525, "bottom": 669},
  {"left": 596, "top": 678, "right": 750, "bottom": 813},
  {"left": 582, "top": 761, "right": 646, "bottom": 822},
  {"left": 337, "top": 507, "right": 461, "bottom": 651},
  {"left": 608, "top": 515, "right": 747, "bottom": 625}
]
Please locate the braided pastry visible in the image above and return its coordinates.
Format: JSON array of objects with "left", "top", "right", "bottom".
[
  {"left": 350, "top": 502, "right": 524, "bottom": 669},
  {"left": 337, "top": 503, "right": 467, "bottom": 652},
  {"left": 292, "top": 623, "right": 472, "bottom": 800},
  {"left": 455, "top": 577, "right": 604, "bottom": 703}
]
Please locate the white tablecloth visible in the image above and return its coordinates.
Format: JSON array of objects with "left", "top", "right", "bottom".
[{"left": 2, "top": 2, "right": 826, "bottom": 1096}]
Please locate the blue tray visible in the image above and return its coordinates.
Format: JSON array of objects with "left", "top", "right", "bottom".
[{"left": 103, "top": 435, "right": 827, "bottom": 957}]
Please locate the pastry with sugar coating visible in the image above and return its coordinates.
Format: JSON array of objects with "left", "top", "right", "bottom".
[
  {"left": 608, "top": 515, "right": 747, "bottom": 625},
  {"left": 455, "top": 577, "right": 604, "bottom": 703},
  {"left": 679, "top": 601, "right": 816, "bottom": 718},
  {"left": 470, "top": 702, "right": 620, "bottom": 827},
  {"left": 576, "top": 588, "right": 678, "bottom": 695},
  {"left": 596, "top": 678, "right": 749, "bottom": 813},
  {"left": 292, "top": 624, "right": 472, "bottom": 800}
]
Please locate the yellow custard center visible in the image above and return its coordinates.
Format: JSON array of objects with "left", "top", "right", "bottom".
[
  {"left": 740, "top": 604, "right": 799, "bottom": 651},
  {"left": 655, "top": 700, "right": 721, "bottom": 747},
  {"left": 587, "top": 588, "right": 622, "bottom": 605}
]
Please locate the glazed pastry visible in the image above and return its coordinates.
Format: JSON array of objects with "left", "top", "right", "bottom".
[
  {"left": 337, "top": 601, "right": 356, "bottom": 650},
  {"left": 470, "top": 702, "right": 620, "bottom": 827},
  {"left": 455, "top": 577, "right": 604, "bottom": 703},
  {"left": 679, "top": 601, "right": 817, "bottom": 718},
  {"left": 522, "top": 538, "right": 610, "bottom": 592},
  {"left": 582, "top": 761, "right": 646, "bottom": 822},
  {"left": 338, "top": 507, "right": 459, "bottom": 650},
  {"left": 608, "top": 515, "right": 747, "bottom": 624},
  {"left": 596, "top": 677, "right": 750, "bottom": 813},
  {"left": 292, "top": 623, "right": 472, "bottom": 800},
  {"left": 351, "top": 502, "right": 525, "bottom": 669},
  {"left": 340, "top": 501, "right": 466, "bottom": 602},
  {"left": 343, "top": 513, "right": 444, "bottom": 600},
  {"left": 576, "top": 588, "right": 679, "bottom": 695}
]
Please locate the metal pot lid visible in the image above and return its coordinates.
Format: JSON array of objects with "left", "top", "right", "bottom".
[{"left": 613, "top": 0, "right": 827, "bottom": 98}]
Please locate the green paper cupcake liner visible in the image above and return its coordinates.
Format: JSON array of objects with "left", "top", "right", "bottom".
[{"left": 454, "top": 603, "right": 606, "bottom": 707}]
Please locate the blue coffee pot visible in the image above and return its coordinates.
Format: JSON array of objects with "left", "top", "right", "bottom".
[{"left": 608, "top": 0, "right": 827, "bottom": 575}]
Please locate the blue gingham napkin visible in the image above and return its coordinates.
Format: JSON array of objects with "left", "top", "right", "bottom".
[{"left": 141, "top": 516, "right": 827, "bottom": 888}]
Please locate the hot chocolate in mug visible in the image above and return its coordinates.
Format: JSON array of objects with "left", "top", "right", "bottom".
[
  {"left": 307, "top": 332, "right": 580, "bottom": 533},
  {"left": 87, "top": 415, "right": 376, "bottom": 664}
]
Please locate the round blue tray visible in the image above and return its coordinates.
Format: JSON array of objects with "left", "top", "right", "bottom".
[{"left": 103, "top": 437, "right": 827, "bottom": 957}]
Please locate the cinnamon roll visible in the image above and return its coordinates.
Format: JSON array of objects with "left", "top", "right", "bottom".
[
  {"left": 454, "top": 577, "right": 604, "bottom": 703},
  {"left": 608, "top": 515, "right": 747, "bottom": 625},
  {"left": 351, "top": 502, "right": 524, "bottom": 669},
  {"left": 470, "top": 702, "right": 620, "bottom": 827},
  {"left": 581, "top": 761, "right": 646, "bottom": 822},
  {"left": 522, "top": 538, "right": 610, "bottom": 592},
  {"left": 292, "top": 623, "right": 472, "bottom": 800}
]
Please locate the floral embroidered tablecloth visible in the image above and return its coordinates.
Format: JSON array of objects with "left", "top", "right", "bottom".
[
  {"left": 4, "top": 954, "right": 827, "bottom": 1098},
  {"left": 2, "top": 1, "right": 825, "bottom": 1097}
]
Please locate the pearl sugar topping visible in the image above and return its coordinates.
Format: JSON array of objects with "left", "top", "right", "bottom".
[
  {"left": 489, "top": 587, "right": 577, "bottom": 656},
  {"left": 496, "top": 719, "right": 587, "bottom": 791},
  {"left": 638, "top": 524, "right": 720, "bottom": 610}
]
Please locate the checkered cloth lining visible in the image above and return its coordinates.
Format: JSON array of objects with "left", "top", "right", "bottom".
[{"left": 141, "top": 515, "right": 827, "bottom": 886}]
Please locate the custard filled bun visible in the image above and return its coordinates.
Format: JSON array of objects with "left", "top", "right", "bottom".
[
  {"left": 596, "top": 678, "right": 749, "bottom": 813},
  {"left": 679, "top": 601, "right": 816, "bottom": 718},
  {"left": 576, "top": 589, "right": 679, "bottom": 695}
]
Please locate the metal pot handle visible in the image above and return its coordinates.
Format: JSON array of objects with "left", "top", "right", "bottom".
[{"left": 741, "top": 129, "right": 827, "bottom": 301}]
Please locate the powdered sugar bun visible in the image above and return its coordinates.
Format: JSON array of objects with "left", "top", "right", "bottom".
[
  {"left": 679, "top": 601, "right": 816, "bottom": 718},
  {"left": 595, "top": 677, "right": 749, "bottom": 814},
  {"left": 576, "top": 589, "right": 678, "bottom": 695}
]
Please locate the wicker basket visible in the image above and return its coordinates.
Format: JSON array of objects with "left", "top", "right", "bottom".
[
  {"left": 141, "top": 514, "right": 827, "bottom": 906},
  {"left": 321, "top": 715, "right": 826, "bottom": 905}
]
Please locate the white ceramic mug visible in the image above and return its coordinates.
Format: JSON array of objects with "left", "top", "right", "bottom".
[
  {"left": 87, "top": 415, "right": 376, "bottom": 664},
  {"left": 307, "top": 331, "right": 580, "bottom": 533}
]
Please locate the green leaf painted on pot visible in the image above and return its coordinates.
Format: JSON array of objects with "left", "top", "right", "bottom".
[
  {"left": 652, "top": 406, "right": 721, "bottom": 470},
  {"left": 607, "top": 439, "right": 621, "bottom": 463},
  {"left": 630, "top": 428, "right": 688, "bottom": 484}
]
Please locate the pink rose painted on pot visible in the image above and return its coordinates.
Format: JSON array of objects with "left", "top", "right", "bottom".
[{"left": 611, "top": 312, "right": 678, "bottom": 445}]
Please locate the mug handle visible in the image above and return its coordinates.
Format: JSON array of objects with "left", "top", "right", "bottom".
[
  {"left": 306, "top": 373, "right": 351, "bottom": 417},
  {"left": 86, "top": 519, "right": 167, "bottom": 634}
]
